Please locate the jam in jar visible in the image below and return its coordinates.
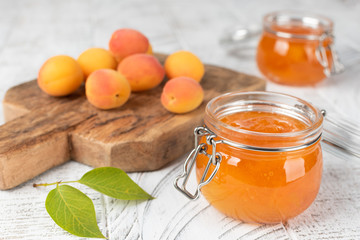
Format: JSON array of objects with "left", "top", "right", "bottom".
[
  {"left": 256, "top": 11, "right": 343, "bottom": 85},
  {"left": 175, "top": 91, "right": 324, "bottom": 224}
]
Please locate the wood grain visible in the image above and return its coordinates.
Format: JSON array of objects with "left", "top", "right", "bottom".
[{"left": 0, "top": 53, "right": 265, "bottom": 189}]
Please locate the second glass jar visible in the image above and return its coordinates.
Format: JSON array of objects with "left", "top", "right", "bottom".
[{"left": 256, "top": 11, "right": 341, "bottom": 86}]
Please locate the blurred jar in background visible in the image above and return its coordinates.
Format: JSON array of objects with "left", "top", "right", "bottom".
[{"left": 256, "top": 11, "right": 343, "bottom": 86}]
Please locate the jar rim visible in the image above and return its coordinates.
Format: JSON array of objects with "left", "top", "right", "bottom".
[
  {"left": 204, "top": 91, "right": 323, "bottom": 147},
  {"left": 263, "top": 11, "right": 334, "bottom": 40}
]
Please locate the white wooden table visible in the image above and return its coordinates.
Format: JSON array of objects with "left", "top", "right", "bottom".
[{"left": 1, "top": 0, "right": 360, "bottom": 239}]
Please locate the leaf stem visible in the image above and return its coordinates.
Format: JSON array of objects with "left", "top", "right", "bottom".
[{"left": 33, "top": 180, "right": 79, "bottom": 188}]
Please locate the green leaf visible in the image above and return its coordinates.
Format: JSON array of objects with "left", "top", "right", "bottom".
[
  {"left": 45, "top": 185, "right": 106, "bottom": 239},
  {"left": 79, "top": 167, "right": 154, "bottom": 200}
]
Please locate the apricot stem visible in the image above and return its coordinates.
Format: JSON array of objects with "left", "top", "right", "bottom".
[{"left": 33, "top": 180, "right": 79, "bottom": 187}]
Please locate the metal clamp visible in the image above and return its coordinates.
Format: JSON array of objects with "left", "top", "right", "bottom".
[
  {"left": 174, "top": 127, "right": 222, "bottom": 200},
  {"left": 316, "top": 33, "right": 344, "bottom": 77}
]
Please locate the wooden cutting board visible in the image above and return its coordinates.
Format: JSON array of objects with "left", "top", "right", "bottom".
[{"left": 0, "top": 53, "right": 265, "bottom": 190}]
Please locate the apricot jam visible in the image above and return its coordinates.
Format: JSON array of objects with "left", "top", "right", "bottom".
[
  {"left": 256, "top": 11, "right": 340, "bottom": 85},
  {"left": 194, "top": 92, "right": 324, "bottom": 223}
]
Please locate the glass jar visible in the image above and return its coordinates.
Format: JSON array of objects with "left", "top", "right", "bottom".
[
  {"left": 256, "top": 11, "right": 343, "bottom": 85},
  {"left": 174, "top": 91, "right": 324, "bottom": 224}
]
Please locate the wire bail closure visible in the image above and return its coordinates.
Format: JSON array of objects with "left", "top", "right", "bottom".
[
  {"left": 315, "top": 33, "right": 344, "bottom": 77},
  {"left": 174, "top": 127, "right": 222, "bottom": 200}
]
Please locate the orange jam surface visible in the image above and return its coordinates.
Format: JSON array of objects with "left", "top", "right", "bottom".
[
  {"left": 196, "top": 111, "right": 322, "bottom": 223},
  {"left": 221, "top": 111, "right": 307, "bottom": 133},
  {"left": 256, "top": 25, "right": 332, "bottom": 85}
]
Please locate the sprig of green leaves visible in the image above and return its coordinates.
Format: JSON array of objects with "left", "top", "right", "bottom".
[{"left": 34, "top": 167, "right": 154, "bottom": 239}]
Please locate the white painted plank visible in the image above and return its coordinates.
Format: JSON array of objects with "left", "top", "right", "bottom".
[{"left": 0, "top": 162, "right": 107, "bottom": 240}]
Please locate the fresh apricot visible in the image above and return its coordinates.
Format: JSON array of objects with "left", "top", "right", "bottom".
[
  {"left": 109, "top": 28, "right": 149, "bottom": 62},
  {"left": 146, "top": 44, "right": 153, "bottom": 55},
  {"left": 38, "top": 55, "right": 84, "bottom": 96},
  {"left": 164, "top": 50, "right": 205, "bottom": 82},
  {"left": 117, "top": 54, "right": 165, "bottom": 92},
  {"left": 85, "top": 69, "right": 131, "bottom": 110},
  {"left": 161, "top": 76, "right": 204, "bottom": 114},
  {"left": 77, "top": 48, "right": 117, "bottom": 78}
]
